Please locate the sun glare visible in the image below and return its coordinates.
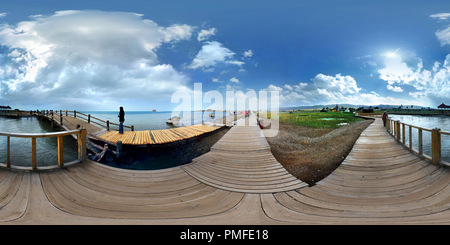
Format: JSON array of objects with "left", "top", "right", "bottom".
[{"left": 384, "top": 48, "right": 400, "bottom": 58}]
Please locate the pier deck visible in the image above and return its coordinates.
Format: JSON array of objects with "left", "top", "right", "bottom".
[
  {"left": 1, "top": 117, "right": 450, "bottom": 224},
  {"left": 43, "top": 113, "right": 224, "bottom": 145},
  {"left": 98, "top": 124, "right": 222, "bottom": 145}
]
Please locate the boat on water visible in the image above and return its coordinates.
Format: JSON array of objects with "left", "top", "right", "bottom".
[{"left": 166, "top": 116, "right": 180, "bottom": 126}]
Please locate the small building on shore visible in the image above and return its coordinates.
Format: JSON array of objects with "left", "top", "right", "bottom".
[{"left": 438, "top": 103, "right": 450, "bottom": 113}]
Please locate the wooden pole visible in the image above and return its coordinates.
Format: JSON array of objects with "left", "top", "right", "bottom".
[
  {"left": 107, "top": 120, "right": 110, "bottom": 131},
  {"left": 409, "top": 126, "right": 412, "bottom": 149},
  {"left": 386, "top": 118, "right": 390, "bottom": 132},
  {"left": 431, "top": 128, "right": 441, "bottom": 165},
  {"left": 6, "top": 136, "right": 10, "bottom": 168},
  {"left": 402, "top": 123, "right": 405, "bottom": 144},
  {"left": 57, "top": 136, "right": 64, "bottom": 167},
  {"left": 78, "top": 129, "right": 87, "bottom": 161},
  {"left": 396, "top": 121, "right": 400, "bottom": 141},
  {"left": 418, "top": 128, "right": 423, "bottom": 155},
  {"left": 32, "top": 137, "right": 37, "bottom": 170}
]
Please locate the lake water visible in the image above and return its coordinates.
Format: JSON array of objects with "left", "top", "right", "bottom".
[
  {"left": 80, "top": 110, "right": 229, "bottom": 130},
  {"left": 387, "top": 114, "right": 450, "bottom": 163},
  {"left": 0, "top": 111, "right": 229, "bottom": 168},
  {"left": 0, "top": 116, "right": 78, "bottom": 168}
]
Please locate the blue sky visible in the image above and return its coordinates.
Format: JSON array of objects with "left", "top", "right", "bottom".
[{"left": 0, "top": 0, "right": 449, "bottom": 111}]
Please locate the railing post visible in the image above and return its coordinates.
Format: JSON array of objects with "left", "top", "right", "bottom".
[
  {"left": 78, "top": 129, "right": 87, "bottom": 161},
  {"left": 409, "top": 126, "right": 412, "bottom": 149},
  {"left": 131, "top": 125, "right": 134, "bottom": 131},
  {"left": 107, "top": 120, "right": 110, "bottom": 131},
  {"left": 74, "top": 110, "right": 77, "bottom": 118},
  {"left": 32, "top": 137, "right": 37, "bottom": 170},
  {"left": 396, "top": 121, "right": 400, "bottom": 141},
  {"left": 6, "top": 136, "right": 10, "bottom": 168},
  {"left": 431, "top": 128, "right": 441, "bottom": 165},
  {"left": 402, "top": 123, "right": 405, "bottom": 144},
  {"left": 386, "top": 118, "right": 390, "bottom": 132},
  {"left": 418, "top": 128, "right": 423, "bottom": 155},
  {"left": 88, "top": 114, "right": 91, "bottom": 123},
  {"left": 57, "top": 136, "right": 64, "bottom": 167}
]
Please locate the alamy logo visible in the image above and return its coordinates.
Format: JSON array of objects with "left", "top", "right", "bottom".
[{"left": 170, "top": 83, "right": 279, "bottom": 137}]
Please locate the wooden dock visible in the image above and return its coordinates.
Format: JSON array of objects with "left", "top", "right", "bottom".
[
  {"left": 1, "top": 117, "right": 450, "bottom": 224},
  {"left": 97, "top": 124, "right": 222, "bottom": 145},
  {"left": 38, "top": 111, "right": 224, "bottom": 146}
]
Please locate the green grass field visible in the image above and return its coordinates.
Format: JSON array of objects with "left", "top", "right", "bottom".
[{"left": 279, "top": 111, "right": 363, "bottom": 128}]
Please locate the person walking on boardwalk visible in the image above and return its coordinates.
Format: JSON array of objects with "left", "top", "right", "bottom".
[
  {"left": 382, "top": 111, "right": 388, "bottom": 127},
  {"left": 118, "top": 106, "right": 125, "bottom": 134}
]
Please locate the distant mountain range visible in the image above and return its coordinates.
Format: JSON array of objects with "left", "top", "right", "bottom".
[{"left": 280, "top": 104, "right": 431, "bottom": 111}]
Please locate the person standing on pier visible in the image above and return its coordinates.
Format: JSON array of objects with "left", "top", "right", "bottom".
[{"left": 118, "top": 106, "right": 125, "bottom": 134}]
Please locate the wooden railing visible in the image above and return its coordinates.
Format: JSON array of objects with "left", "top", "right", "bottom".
[
  {"left": 386, "top": 118, "right": 449, "bottom": 166},
  {"left": 36, "top": 110, "right": 134, "bottom": 131},
  {"left": 0, "top": 129, "right": 87, "bottom": 170}
]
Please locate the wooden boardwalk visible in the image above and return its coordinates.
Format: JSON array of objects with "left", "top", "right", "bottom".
[
  {"left": 1, "top": 117, "right": 450, "bottom": 224},
  {"left": 98, "top": 124, "right": 222, "bottom": 145},
  {"left": 43, "top": 113, "right": 223, "bottom": 145}
]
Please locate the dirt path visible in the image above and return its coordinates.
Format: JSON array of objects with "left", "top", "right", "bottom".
[{"left": 264, "top": 118, "right": 373, "bottom": 184}]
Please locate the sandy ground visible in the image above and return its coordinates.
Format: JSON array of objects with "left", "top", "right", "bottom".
[{"left": 263, "top": 118, "right": 373, "bottom": 185}]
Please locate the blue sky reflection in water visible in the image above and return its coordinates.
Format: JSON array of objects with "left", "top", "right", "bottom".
[{"left": 0, "top": 0, "right": 449, "bottom": 111}]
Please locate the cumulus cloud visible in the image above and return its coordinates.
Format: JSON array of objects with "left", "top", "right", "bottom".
[
  {"left": 386, "top": 84, "right": 403, "bottom": 92},
  {"left": 243, "top": 49, "right": 253, "bottom": 58},
  {"left": 229, "top": 77, "right": 240, "bottom": 83},
  {"left": 197, "top": 28, "right": 216, "bottom": 42},
  {"left": 265, "top": 73, "right": 364, "bottom": 105},
  {"left": 188, "top": 41, "right": 244, "bottom": 71},
  {"left": 431, "top": 13, "right": 450, "bottom": 46},
  {"left": 377, "top": 50, "right": 450, "bottom": 106},
  {"left": 0, "top": 10, "right": 194, "bottom": 109}
]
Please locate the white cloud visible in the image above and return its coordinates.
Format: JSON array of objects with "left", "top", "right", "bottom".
[
  {"left": 229, "top": 77, "right": 240, "bottom": 83},
  {"left": 436, "top": 26, "right": 450, "bottom": 46},
  {"left": 430, "top": 13, "right": 450, "bottom": 21},
  {"left": 265, "top": 73, "right": 365, "bottom": 105},
  {"left": 265, "top": 72, "right": 422, "bottom": 106},
  {"left": 431, "top": 13, "right": 450, "bottom": 46},
  {"left": 0, "top": 13, "right": 7, "bottom": 18},
  {"left": 386, "top": 84, "right": 403, "bottom": 92},
  {"left": 0, "top": 10, "right": 194, "bottom": 109},
  {"left": 188, "top": 41, "right": 244, "bottom": 70},
  {"left": 243, "top": 49, "right": 253, "bottom": 58},
  {"left": 377, "top": 51, "right": 450, "bottom": 106},
  {"left": 163, "top": 24, "right": 194, "bottom": 42},
  {"left": 197, "top": 28, "right": 216, "bottom": 42}
]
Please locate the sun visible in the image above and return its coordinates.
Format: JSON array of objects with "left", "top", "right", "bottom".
[
  {"left": 384, "top": 48, "right": 401, "bottom": 58},
  {"left": 385, "top": 52, "right": 398, "bottom": 58}
]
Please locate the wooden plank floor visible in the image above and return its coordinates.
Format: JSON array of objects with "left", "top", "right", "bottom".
[
  {"left": 97, "top": 124, "right": 222, "bottom": 145},
  {"left": 182, "top": 114, "right": 307, "bottom": 193},
  {"left": 1, "top": 117, "right": 450, "bottom": 224}
]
